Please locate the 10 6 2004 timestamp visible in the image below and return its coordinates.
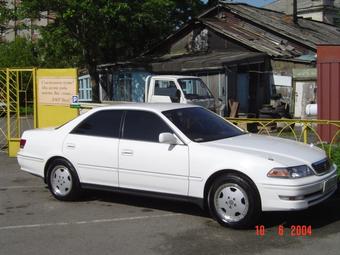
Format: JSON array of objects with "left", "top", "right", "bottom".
[{"left": 255, "top": 225, "right": 312, "bottom": 237}]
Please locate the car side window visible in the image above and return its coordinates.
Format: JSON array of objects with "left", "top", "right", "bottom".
[
  {"left": 123, "top": 110, "right": 172, "bottom": 142},
  {"left": 71, "top": 110, "right": 123, "bottom": 138}
]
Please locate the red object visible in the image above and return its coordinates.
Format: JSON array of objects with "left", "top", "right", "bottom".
[
  {"left": 20, "top": 139, "right": 26, "bottom": 149},
  {"left": 317, "top": 45, "right": 340, "bottom": 143}
]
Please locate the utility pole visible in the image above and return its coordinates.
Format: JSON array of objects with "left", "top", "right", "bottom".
[
  {"left": 13, "top": 0, "right": 17, "bottom": 39},
  {"left": 293, "top": 0, "right": 298, "bottom": 24}
]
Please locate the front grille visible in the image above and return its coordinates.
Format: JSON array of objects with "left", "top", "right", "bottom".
[{"left": 312, "top": 158, "right": 331, "bottom": 175}]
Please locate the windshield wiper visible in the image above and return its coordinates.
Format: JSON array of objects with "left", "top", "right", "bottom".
[{"left": 185, "top": 94, "right": 199, "bottom": 100}]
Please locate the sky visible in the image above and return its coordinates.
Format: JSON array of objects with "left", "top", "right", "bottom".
[{"left": 214, "top": 1, "right": 276, "bottom": 7}]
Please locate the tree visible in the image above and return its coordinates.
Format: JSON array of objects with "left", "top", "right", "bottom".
[
  {"left": 36, "top": 23, "right": 83, "bottom": 68},
  {"left": 0, "top": 37, "right": 37, "bottom": 67},
  {"left": 10, "top": 0, "right": 206, "bottom": 101},
  {"left": 0, "top": 0, "right": 26, "bottom": 40},
  {"left": 20, "top": 0, "right": 111, "bottom": 101},
  {"left": 0, "top": 0, "right": 12, "bottom": 37}
]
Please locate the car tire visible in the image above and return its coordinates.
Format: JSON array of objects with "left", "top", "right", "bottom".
[
  {"left": 207, "top": 174, "right": 261, "bottom": 229},
  {"left": 47, "top": 158, "right": 81, "bottom": 201}
]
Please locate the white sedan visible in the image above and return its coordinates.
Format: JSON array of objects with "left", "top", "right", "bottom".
[{"left": 17, "top": 103, "right": 338, "bottom": 228}]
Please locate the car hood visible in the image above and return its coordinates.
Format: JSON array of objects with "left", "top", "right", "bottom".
[{"left": 203, "top": 134, "right": 325, "bottom": 166}]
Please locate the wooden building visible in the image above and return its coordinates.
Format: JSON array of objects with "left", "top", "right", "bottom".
[
  {"left": 95, "top": 3, "right": 340, "bottom": 117},
  {"left": 140, "top": 3, "right": 340, "bottom": 116}
]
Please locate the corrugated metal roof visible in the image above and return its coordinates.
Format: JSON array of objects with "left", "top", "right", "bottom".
[
  {"left": 144, "top": 3, "right": 340, "bottom": 66},
  {"left": 218, "top": 4, "right": 340, "bottom": 49},
  {"left": 150, "top": 51, "right": 266, "bottom": 73},
  {"left": 144, "top": 3, "right": 340, "bottom": 64},
  {"left": 201, "top": 18, "right": 302, "bottom": 57}
]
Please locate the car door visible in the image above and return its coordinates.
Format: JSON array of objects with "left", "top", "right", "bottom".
[
  {"left": 118, "top": 110, "right": 189, "bottom": 195},
  {"left": 63, "top": 110, "right": 124, "bottom": 187}
]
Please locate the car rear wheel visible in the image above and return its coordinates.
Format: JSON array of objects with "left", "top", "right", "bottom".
[
  {"left": 47, "top": 158, "right": 81, "bottom": 201},
  {"left": 208, "top": 174, "right": 260, "bottom": 229}
]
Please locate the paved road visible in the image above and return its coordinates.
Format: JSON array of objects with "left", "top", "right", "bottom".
[{"left": 1, "top": 153, "right": 340, "bottom": 255}]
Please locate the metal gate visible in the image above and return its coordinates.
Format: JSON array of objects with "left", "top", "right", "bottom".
[
  {"left": 0, "top": 69, "right": 36, "bottom": 156},
  {"left": 317, "top": 45, "right": 340, "bottom": 142}
]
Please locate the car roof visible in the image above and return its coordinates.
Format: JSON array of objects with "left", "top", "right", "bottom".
[
  {"left": 91, "top": 103, "right": 199, "bottom": 113},
  {"left": 150, "top": 75, "right": 200, "bottom": 79}
]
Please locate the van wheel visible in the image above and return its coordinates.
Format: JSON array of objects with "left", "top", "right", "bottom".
[
  {"left": 207, "top": 174, "right": 260, "bottom": 229},
  {"left": 47, "top": 158, "right": 81, "bottom": 201}
]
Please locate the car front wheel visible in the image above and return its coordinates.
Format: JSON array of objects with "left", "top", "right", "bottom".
[
  {"left": 47, "top": 158, "right": 81, "bottom": 201},
  {"left": 208, "top": 174, "right": 261, "bottom": 229}
]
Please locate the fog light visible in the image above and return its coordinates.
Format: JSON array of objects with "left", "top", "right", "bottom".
[{"left": 279, "top": 195, "right": 305, "bottom": 201}]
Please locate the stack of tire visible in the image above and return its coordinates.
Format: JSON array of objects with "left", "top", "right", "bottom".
[
  {"left": 258, "top": 104, "right": 279, "bottom": 132},
  {"left": 258, "top": 103, "right": 292, "bottom": 132},
  {"left": 258, "top": 104, "right": 279, "bottom": 119}
]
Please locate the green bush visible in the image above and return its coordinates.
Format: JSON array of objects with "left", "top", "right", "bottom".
[
  {"left": 0, "top": 38, "right": 37, "bottom": 68},
  {"left": 19, "top": 106, "right": 34, "bottom": 115},
  {"left": 321, "top": 144, "right": 340, "bottom": 177}
]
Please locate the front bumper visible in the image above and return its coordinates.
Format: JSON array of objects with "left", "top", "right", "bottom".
[{"left": 259, "top": 168, "right": 338, "bottom": 211}]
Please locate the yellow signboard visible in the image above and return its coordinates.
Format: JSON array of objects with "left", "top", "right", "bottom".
[{"left": 36, "top": 69, "right": 78, "bottom": 128}]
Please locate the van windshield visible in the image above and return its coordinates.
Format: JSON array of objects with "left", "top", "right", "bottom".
[{"left": 178, "top": 78, "right": 214, "bottom": 100}]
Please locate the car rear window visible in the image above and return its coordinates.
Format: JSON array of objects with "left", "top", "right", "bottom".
[{"left": 71, "top": 110, "right": 124, "bottom": 138}]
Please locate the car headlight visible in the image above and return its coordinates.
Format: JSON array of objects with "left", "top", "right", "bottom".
[{"left": 267, "top": 165, "right": 314, "bottom": 179}]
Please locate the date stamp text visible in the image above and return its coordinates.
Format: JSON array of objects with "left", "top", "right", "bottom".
[{"left": 255, "top": 225, "right": 312, "bottom": 237}]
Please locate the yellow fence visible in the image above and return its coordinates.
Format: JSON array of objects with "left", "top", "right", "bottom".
[
  {"left": 0, "top": 68, "right": 78, "bottom": 157},
  {"left": 226, "top": 117, "right": 340, "bottom": 157},
  {"left": 0, "top": 69, "right": 36, "bottom": 156}
]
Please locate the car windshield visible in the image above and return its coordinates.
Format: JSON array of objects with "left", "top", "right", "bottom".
[
  {"left": 177, "top": 78, "right": 214, "bottom": 100},
  {"left": 163, "top": 107, "right": 245, "bottom": 142}
]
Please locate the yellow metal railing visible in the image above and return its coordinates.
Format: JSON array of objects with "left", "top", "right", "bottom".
[
  {"left": 226, "top": 117, "right": 340, "bottom": 158},
  {"left": 0, "top": 69, "right": 35, "bottom": 155}
]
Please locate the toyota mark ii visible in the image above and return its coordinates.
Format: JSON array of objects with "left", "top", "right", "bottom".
[{"left": 17, "top": 103, "right": 338, "bottom": 228}]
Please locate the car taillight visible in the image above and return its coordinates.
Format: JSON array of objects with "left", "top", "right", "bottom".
[{"left": 20, "top": 139, "right": 26, "bottom": 149}]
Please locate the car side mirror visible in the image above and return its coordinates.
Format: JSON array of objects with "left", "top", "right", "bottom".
[{"left": 159, "top": 132, "right": 178, "bottom": 145}]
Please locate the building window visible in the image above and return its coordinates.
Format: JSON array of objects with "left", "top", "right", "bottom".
[{"left": 78, "top": 75, "right": 92, "bottom": 101}]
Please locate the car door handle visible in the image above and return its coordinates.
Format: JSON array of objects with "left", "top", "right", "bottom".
[
  {"left": 66, "top": 143, "right": 76, "bottom": 149},
  {"left": 121, "top": 149, "right": 133, "bottom": 156}
]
